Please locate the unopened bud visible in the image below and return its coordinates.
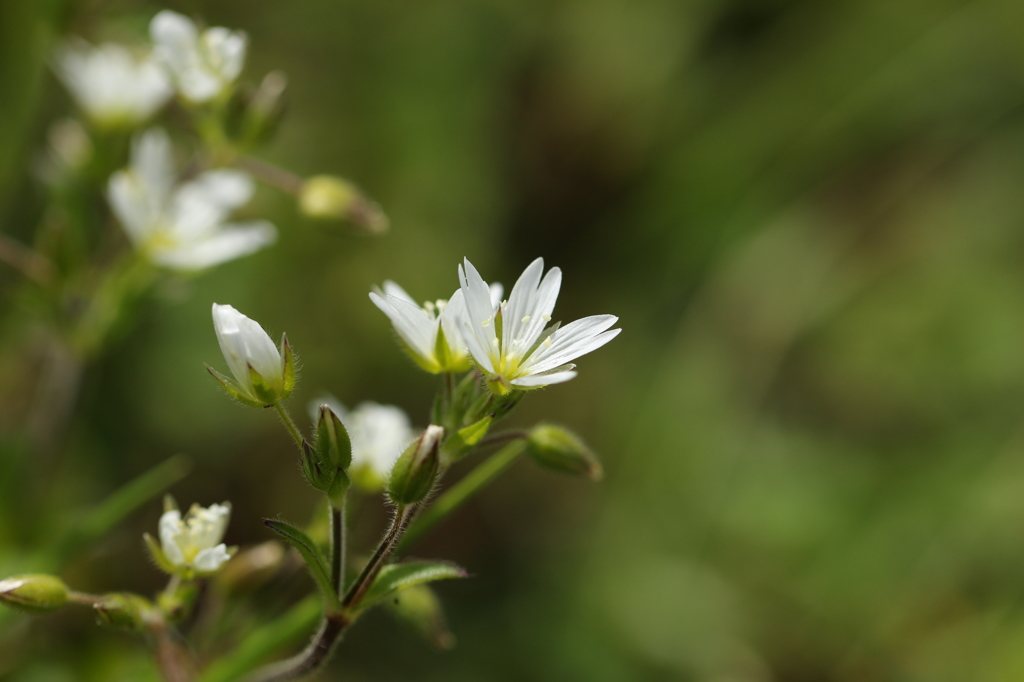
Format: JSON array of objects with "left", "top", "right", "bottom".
[
  {"left": 298, "top": 175, "right": 388, "bottom": 234},
  {"left": 94, "top": 593, "right": 154, "bottom": 632},
  {"left": 526, "top": 425, "right": 603, "bottom": 481},
  {"left": 0, "top": 574, "right": 68, "bottom": 613},
  {"left": 388, "top": 425, "right": 444, "bottom": 504},
  {"left": 316, "top": 403, "right": 352, "bottom": 469}
]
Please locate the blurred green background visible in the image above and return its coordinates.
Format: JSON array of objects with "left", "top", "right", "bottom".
[{"left": 6, "top": 0, "right": 1024, "bottom": 679}]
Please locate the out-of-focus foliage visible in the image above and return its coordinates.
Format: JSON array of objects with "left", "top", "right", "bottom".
[{"left": 4, "top": 0, "right": 1024, "bottom": 679}]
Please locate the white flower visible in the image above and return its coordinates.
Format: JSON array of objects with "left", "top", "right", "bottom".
[
  {"left": 159, "top": 502, "right": 232, "bottom": 574},
  {"left": 313, "top": 397, "right": 416, "bottom": 491},
  {"left": 369, "top": 280, "right": 502, "bottom": 374},
  {"left": 458, "top": 257, "right": 621, "bottom": 394},
  {"left": 150, "top": 10, "right": 247, "bottom": 103},
  {"left": 211, "top": 303, "right": 294, "bottom": 406},
  {"left": 55, "top": 41, "right": 171, "bottom": 128},
  {"left": 107, "top": 128, "right": 275, "bottom": 270}
]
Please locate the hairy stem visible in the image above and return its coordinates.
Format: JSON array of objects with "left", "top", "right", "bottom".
[
  {"left": 341, "top": 504, "right": 414, "bottom": 609},
  {"left": 273, "top": 403, "right": 304, "bottom": 450},
  {"left": 236, "top": 156, "right": 303, "bottom": 196},
  {"left": 399, "top": 441, "right": 525, "bottom": 553},
  {"left": 330, "top": 501, "right": 345, "bottom": 595}
]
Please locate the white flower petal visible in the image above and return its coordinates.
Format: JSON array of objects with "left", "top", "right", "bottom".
[
  {"left": 380, "top": 280, "right": 417, "bottom": 306},
  {"left": 177, "top": 67, "right": 223, "bottom": 102},
  {"left": 156, "top": 221, "right": 276, "bottom": 271},
  {"left": 150, "top": 11, "right": 199, "bottom": 75},
  {"left": 202, "top": 27, "right": 247, "bottom": 82},
  {"left": 190, "top": 170, "right": 254, "bottom": 209},
  {"left": 458, "top": 259, "right": 499, "bottom": 371},
  {"left": 369, "top": 292, "right": 436, "bottom": 360},
  {"left": 193, "top": 544, "right": 231, "bottom": 573},
  {"left": 511, "top": 369, "right": 578, "bottom": 388},
  {"left": 159, "top": 510, "right": 185, "bottom": 566},
  {"left": 521, "top": 315, "right": 620, "bottom": 375},
  {"left": 502, "top": 257, "right": 545, "bottom": 353}
]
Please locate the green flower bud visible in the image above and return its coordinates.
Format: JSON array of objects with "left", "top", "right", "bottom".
[
  {"left": 388, "top": 425, "right": 444, "bottom": 505},
  {"left": 0, "top": 574, "right": 68, "bottom": 613},
  {"left": 298, "top": 175, "right": 388, "bottom": 234},
  {"left": 94, "top": 593, "right": 155, "bottom": 632},
  {"left": 526, "top": 425, "right": 603, "bottom": 481},
  {"left": 316, "top": 403, "right": 352, "bottom": 470}
]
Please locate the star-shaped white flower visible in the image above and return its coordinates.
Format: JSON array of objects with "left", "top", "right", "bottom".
[
  {"left": 107, "top": 128, "right": 275, "bottom": 270},
  {"left": 210, "top": 303, "right": 294, "bottom": 407},
  {"left": 150, "top": 10, "right": 247, "bottom": 103},
  {"left": 369, "top": 280, "right": 502, "bottom": 374},
  {"left": 458, "top": 257, "right": 620, "bottom": 394},
  {"left": 55, "top": 41, "right": 172, "bottom": 128},
  {"left": 158, "top": 502, "right": 232, "bottom": 575},
  {"left": 313, "top": 398, "right": 416, "bottom": 492}
]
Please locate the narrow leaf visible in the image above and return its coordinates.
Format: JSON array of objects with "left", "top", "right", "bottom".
[
  {"left": 359, "top": 561, "right": 468, "bottom": 611},
  {"left": 264, "top": 519, "right": 338, "bottom": 608}
]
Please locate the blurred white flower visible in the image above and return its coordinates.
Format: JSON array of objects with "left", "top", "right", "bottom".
[
  {"left": 211, "top": 303, "right": 293, "bottom": 406},
  {"left": 55, "top": 41, "right": 171, "bottom": 128},
  {"left": 369, "top": 280, "right": 502, "bottom": 374},
  {"left": 107, "top": 128, "right": 275, "bottom": 270},
  {"left": 313, "top": 397, "right": 416, "bottom": 492},
  {"left": 150, "top": 10, "right": 247, "bottom": 103},
  {"left": 159, "top": 502, "right": 232, "bottom": 574},
  {"left": 459, "top": 257, "right": 621, "bottom": 394}
]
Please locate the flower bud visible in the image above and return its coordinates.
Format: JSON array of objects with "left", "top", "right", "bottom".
[
  {"left": 388, "top": 425, "right": 444, "bottom": 504},
  {"left": 525, "top": 425, "right": 603, "bottom": 481},
  {"left": 209, "top": 303, "right": 295, "bottom": 407},
  {"left": 0, "top": 574, "right": 68, "bottom": 613},
  {"left": 298, "top": 175, "right": 388, "bottom": 234},
  {"left": 94, "top": 593, "right": 154, "bottom": 631},
  {"left": 316, "top": 403, "right": 352, "bottom": 470}
]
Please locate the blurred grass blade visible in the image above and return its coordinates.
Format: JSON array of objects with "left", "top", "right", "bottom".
[
  {"left": 47, "top": 453, "right": 192, "bottom": 565},
  {"left": 199, "top": 596, "right": 321, "bottom": 682}
]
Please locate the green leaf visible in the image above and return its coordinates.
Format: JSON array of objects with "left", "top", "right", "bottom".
[
  {"left": 264, "top": 519, "right": 338, "bottom": 609},
  {"left": 358, "top": 561, "right": 468, "bottom": 612},
  {"left": 440, "top": 416, "right": 492, "bottom": 464}
]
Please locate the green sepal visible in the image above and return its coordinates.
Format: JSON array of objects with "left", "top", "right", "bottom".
[
  {"left": 385, "top": 583, "right": 456, "bottom": 649},
  {"left": 264, "top": 519, "right": 339, "bottom": 609},
  {"left": 247, "top": 363, "right": 279, "bottom": 406},
  {"left": 206, "top": 365, "right": 264, "bottom": 408},
  {"left": 434, "top": 324, "right": 452, "bottom": 371},
  {"left": 440, "top": 416, "right": 492, "bottom": 464},
  {"left": 316, "top": 403, "right": 352, "bottom": 469},
  {"left": 327, "top": 468, "right": 350, "bottom": 508},
  {"left": 388, "top": 427, "right": 443, "bottom": 505},
  {"left": 301, "top": 440, "right": 331, "bottom": 491},
  {"left": 358, "top": 561, "right": 468, "bottom": 613},
  {"left": 163, "top": 494, "right": 179, "bottom": 514},
  {"left": 94, "top": 593, "right": 153, "bottom": 632},
  {"left": 281, "top": 334, "right": 296, "bottom": 397},
  {"left": 397, "top": 336, "right": 442, "bottom": 374},
  {"left": 143, "top": 533, "right": 178, "bottom": 575}
]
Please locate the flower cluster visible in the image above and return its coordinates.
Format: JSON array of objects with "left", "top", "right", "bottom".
[{"left": 57, "top": 11, "right": 248, "bottom": 127}]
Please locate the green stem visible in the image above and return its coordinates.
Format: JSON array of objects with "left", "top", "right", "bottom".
[
  {"left": 398, "top": 441, "right": 526, "bottom": 553},
  {"left": 341, "top": 504, "right": 413, "bottom": 610},
  {"left": 330, "top": 501, "right": 345, "bottom": 596},
  {"left": 273, "top": 403, "right": 304, "bottom": 450}
]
